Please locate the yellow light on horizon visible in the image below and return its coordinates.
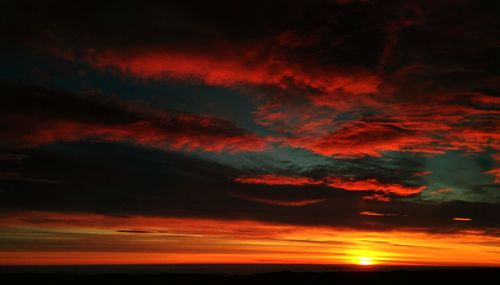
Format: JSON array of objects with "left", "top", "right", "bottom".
[{"left": 357, "top": 256, "right": 374, "bottom": 266}]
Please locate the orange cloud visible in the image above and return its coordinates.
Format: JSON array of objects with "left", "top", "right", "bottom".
[
  {"left": 453, "top": 217, "right": 472, "bottom": 222},
  {"left": 359, "top": 211, "right": 397, "bottom": 217}
]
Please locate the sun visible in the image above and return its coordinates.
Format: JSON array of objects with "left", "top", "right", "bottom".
[
  {"left": 346, "top": 249, "right": 382, "bottom": 266},
  {"left": 357, "top": 256, "right": 374, "bottom": 266}
]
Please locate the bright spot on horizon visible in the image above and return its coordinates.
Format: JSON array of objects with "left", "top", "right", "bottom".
[{"left": 357, "top": 256, "right": 375, "bottom": 266}]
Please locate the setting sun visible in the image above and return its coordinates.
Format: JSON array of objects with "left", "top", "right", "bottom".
[{"left": 357, "top": 257, "right": 375, "bottom": 266}]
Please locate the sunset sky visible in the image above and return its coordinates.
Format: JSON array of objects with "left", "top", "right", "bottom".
[{"left": 1, "top": 0, "right": 500, "bottom": 266}]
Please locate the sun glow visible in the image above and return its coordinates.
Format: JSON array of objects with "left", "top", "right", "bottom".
[
  {"left": 346, "top": 249, "right": 381, "bottom": 266},
  {"left": 357, "top": 256, "right": 374, "bottom": 266},
  {"left": 2, "top": 212, "right": 500, "bottom": 266}
]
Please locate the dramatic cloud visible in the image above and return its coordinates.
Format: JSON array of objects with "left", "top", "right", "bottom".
[
  {"left": 87, "top": 46, "right": 380, "bottom": 95},
  {"left": 0, "top": 81, "right": 267, "bottom": 153},
  {"left": 285, "top": 121, "right": 439, "bottom": 158},
  {"left": 324, "top": 177, "right": 426, "bottom": 198},
  {"left": 6, "top": 1, "right": 498, "bottom": 161},
  {"left": 235, "top": 174, "right": 427, "bottom": 201}
]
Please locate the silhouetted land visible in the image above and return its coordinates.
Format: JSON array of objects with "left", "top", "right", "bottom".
[{"left": 1, "top": 265, "right": 499, "bottom": 285}]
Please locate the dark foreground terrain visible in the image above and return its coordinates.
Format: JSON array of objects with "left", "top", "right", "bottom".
[{"left": 1, "top": 268, "right": 499, "bottom": 285}]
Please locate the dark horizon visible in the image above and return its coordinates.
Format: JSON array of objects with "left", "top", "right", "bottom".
[
  {"left": 1, "top": 265, "right": 499, "bottom": 285},
  {"left": 2, "top": 263, "right": 499, "bottom": 275}
]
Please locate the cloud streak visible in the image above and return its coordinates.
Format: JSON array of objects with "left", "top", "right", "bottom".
[
  {"left": 234, "top": 175, "right": 322, "bottom": 186},
  {"left": 0, "top": 81, "right": 267, "bottom": 153},
  {"left": 86, "top": 46, "right": 380, "bottom": 95},
  {"left": 233, "top": 194, "right": 326, "bottom": 207},
  {"left": 234, "top": 174, "right": 426, "bottom": 201}
]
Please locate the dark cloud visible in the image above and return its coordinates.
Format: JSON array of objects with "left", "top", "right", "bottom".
[
  {"left": 234, "top": 173, "right": 427, "bottom": 201},
  {"left": 1, "top": 141, "right": 499, "bottom": 233},
  {"left": 0, "top": 0, "right": 392, "bottom": 66},
  {"left": 0, "top": 81, "right": 267, "bottom": 152},
  {"left": 231, "top": 193, "right": 326, "bottom": 207}
]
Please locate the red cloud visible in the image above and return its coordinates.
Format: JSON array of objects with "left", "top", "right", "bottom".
[
  {"left": 414, "top": 171, "right": 432, "bottom": 176},
  {"left": 264, "top": 90, "right": 500, "bottom": 158},
  {"left": 85, "top": 36, "right": 380, "bottom": 95},
  {"left": 234, "top": 174, "right": 322, "bottom": 186},
  {"left": 63, "top": 35, "right": 499, "bottom": 160},
  {"left": 286, "top": 121, "right": 439, "bottom": 158},
  {"left": 3, "top": 116, "right": 267, "bottom": 153},
  {"left": 430, "top": 188, "right": 454, "bottom": 195},
  {"left": 234, "top": 174, "right": 426, "bottom": 200},
  {"left": 89, "top": 48, "right": 500, "bottom": 159},
  {"left": 485, "top": 153, "right": 500, "bottom": 184},
  {"left": 324, "top": 176, "right": 426, "bottom": 197},
  {"left": 447, "top": 126, "right": 500, "bottom": 152},
  {"left": 0, "top": 84, "right": 268, "bottom": 153},
  {"left": 359, "top": 211, "right": 397, "bottom": 217},
  {"left": 493, "top": 153, "right": 500, "bottom": 161},
  {"left": 362, "top": 194, "right": 391, "bottom": 202},
  {"left": 485, "top": 168, "right": 500, "bottom": 184},
  {"left": 63, "top": 29, "right": 498, "bottom": 161}
]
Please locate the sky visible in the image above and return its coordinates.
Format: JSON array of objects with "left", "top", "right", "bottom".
[{"left": 0, "top": 0, "right": 499, "bottom": 266}]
